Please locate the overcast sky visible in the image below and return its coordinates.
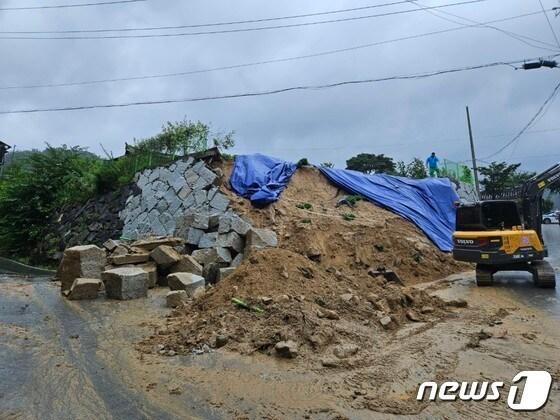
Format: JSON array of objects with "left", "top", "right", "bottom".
[{"left": 0, "top": 0, "right": 559, "bottom": 172}]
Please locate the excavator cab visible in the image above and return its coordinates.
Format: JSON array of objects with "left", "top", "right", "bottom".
[{"left": 453, "top": 163, "right": 560, "bottom": 289}]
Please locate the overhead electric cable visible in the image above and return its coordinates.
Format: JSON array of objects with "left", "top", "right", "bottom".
[
  {"left": 0, "top": 10, "right": 547, "bottom": 91},
  {"left": 483, "top": 80, "right": 560, "bottom": 159},
  {"left": 0, "top": 1, "right": 423, "bottom": 33},
  {"left": 538, "top": 0, "right": 560, "bottom": 48},
  {"left": 0, "top": 57, "right": 544, "bottom": 115},
  {"left": 0, "top": 0, "right": 490, "bottom": 40},
  {"left": 407, "top": 0, "right": 560, "bottom": 52},
  {"left": 0, "top": 0, "right": 145, "bottom": 11}
]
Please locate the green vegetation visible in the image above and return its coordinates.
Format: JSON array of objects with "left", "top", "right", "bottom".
[
  {"left": 396, "top": 157, "right": 427, "bottom": 179},
  {"left": 345, "top": 195, "right": 363, "bottom": 206},
  {"left": 296, "top": 202, "right": 313, "bottom": 210},
  {"left": 320, "top": 161, "right": 334, "bottom": 168},
  {"left": 0, "top": 145, "right": 100, "bottom": 262},
  {"left": 296, "top": 158, "right": 310, "bottom": 168},
  {"left": 0, "top": 119, "right": 234, "bottom": 262},
  {"left": 342, "top": 213, "right": 356, "bottom": 221},
  {"left": 95, "top": 119, "right": 234, "bottom": 193},
  {"left": 346, "top": 153, "right": 395, "bottom": 174}
]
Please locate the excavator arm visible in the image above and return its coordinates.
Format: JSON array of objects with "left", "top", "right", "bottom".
[{"left": 520, "top": 163, "right": 560, "bottom": 241}]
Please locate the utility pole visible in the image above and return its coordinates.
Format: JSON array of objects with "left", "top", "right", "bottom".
[{"left": 465, "top": 106, "right": 481, "bottom": 198}]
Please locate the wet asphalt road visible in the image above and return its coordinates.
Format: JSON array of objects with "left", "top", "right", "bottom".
[
  {"left": 1, "top": 226, "right": 560, "bottom": 418},
  {"left": 483, "top": 224, "right": 560, "bottom": 319}
]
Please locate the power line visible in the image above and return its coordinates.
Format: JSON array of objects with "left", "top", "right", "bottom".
[
  {"left": 0, "top": 57, "right": 545, "bottom": 115},
  {"left": 0, "top": 1, "right": 416, "bottom": 33},
  {"left": 407, "top": 0, "right": 560, "bottom": 52},
  {"left": 538, "top": 0, "right": 560, "bottom": 48},
  {"left": 0, "top": 0, "right": 146, "bottom": 11},
  {"left": 0, "top": 0, "right": 490, "bottom": 40},
  {"left": 0, "top": 10, "right": 547, "bottom": 91},
  {"left": 234, "top": 127, "right": 560, "bottom": 154},
  {"left": 482, "top": 79, "right": 560, "bottom": 160}
]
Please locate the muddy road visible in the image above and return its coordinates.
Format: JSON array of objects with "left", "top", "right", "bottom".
[{"left": 1, "top": 226, "right": 560, "bottom": 419}]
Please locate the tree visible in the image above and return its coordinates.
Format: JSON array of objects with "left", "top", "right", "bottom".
[
  {"left": 0, "top": 145, "right": 100, "bottom": 262},
  {"left": 320, "top": 161, "right": 334, "bottom": 168},
  {"left": 460, "top": 166, "right": 474, "bottom": 184},
  {"left": 95, "top": 119, "right": 235, "bottom": 193},
  {"left": 395, "top": 158, "right": 427, "bottom": 178},
  {"left": 478, "top": 162, "right": 521, "bottom": 199},
  {"left": 346, "top": 153, "right": 395, "bottom": 174},
  {"left": 406, "top": 158, "right": 428, "bottom": 179}
]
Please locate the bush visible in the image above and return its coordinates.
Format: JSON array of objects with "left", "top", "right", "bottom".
[
  {"left": 296, "top": 158, "right": 310, "bottom": 168},
  {"left": 0, "top": 145, "right": 100, "bottom": 261}
]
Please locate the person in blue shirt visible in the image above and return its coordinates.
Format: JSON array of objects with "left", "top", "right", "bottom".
[{"left": 426, "top": 152, "right": 440, "bottom": 177}]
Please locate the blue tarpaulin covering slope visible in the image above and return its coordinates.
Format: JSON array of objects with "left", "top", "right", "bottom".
[
  {"left": 319, "top": 167, "right": 458, "bottom": 252},
  {"left": 230, "top": 154, "right": 297, "bottom": 206}
]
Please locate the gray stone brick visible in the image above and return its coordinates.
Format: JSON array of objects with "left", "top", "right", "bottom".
[
  {"left": 210, "top": 192, "right": 230, "bottom": 212},
  {"left": 198, "top": 232, "right": 218, "bottom": 248}
]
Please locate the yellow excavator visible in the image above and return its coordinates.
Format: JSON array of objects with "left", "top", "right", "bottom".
[{"left": 453, "top": 163, "right": 560, "bottom": 288}]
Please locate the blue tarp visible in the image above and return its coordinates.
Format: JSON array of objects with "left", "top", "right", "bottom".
[
  {"left": 319, "top": 168, "right": 458, "bottom": 252},
  {"left": 230, "top": 154, "right": 297, "bottom": 206}
]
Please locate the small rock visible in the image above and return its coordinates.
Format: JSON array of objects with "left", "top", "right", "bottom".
[
  {"left": 170, "top": 255, "right": 203, "bottom": 276},
  {"left": 321, "top": 358, "right": 341, "bottom": 368},
  {"left": 379, "top": 316, "right": 394, "bottom": 330},
  {"left": 306, "top": 248, "right": 322, "bottom": 262},
  {"left": 446, "top": 299, "right": 468, "bottom": 308},
  {"left": 215, "top": 335, "right": 229, "bottom": 348},
  {"left": 274, "top": 294, "right": 290, "bottom": 303},
  {"left": 110, "top": 253, "right": 150, "bottom": 266},
  {"left": 166, "top": 290, "right": 188, "bottom": 308},
  {"left": 317, "top": 309, "right": 340, "bottom": 320},
  {"left": 333, "top": 344, "right": 359, "bottom": 359},
  {"left": 132, "top": 237, "right": 184, "bottom": 251},
  {"left": 261, "top": 296, "right": 273, "bottom": 305},
  {"left": 103, "top": 239, "right": 120, "bottom": 252},
  {"left": 167, "top": 273, "right": 206, "bottom": 296},
  {"left": 406, "top": 310, "right": 421, "bottom": 322},
  {"left": 275, "top": 340, "right": 299, "bottom": 358},
  {"left": 244, "top": 228, "right": 278, "bottom": 255},
  {"left": 67, "top": 278, "right": 102, "bottom": 300},
  {"left": 217, "top": 267, "right": 236, "bottom": 282},
  {"left": 339, "top": 293, "right": 353, "bottom": 302},
  {"left": 420, "top": 306, "right": 435, "bottom": 314},
  {"left": 150, "top": 245, "right": 182, "bottom": 268}
]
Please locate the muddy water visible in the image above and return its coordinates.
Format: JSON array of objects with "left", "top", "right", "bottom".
[
  {"left": 0, "top": 276, "right": 339, "bottom": 420},
  {"left": 2, "top": 228, "right": 560, "bottom": 419},
  {"left": 488, "top": 224, "right": 560, "bottom": 318}
]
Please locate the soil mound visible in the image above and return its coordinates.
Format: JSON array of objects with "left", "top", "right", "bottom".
[
  {"left": 140, "top": 247, "right": 459, "bottom": 361},
  {"left": 225, "top": 164, "right": 467, "bottom": 285},
  {"left": 140, "top": 165, "right": 469, "bottom": 362}
]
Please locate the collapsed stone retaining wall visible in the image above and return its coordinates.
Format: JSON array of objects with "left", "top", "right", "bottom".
[{"left": 58, "top": 154, "right": 261, "bottom": 269}]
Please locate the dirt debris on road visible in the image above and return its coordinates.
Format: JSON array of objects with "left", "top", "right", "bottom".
[{"left": 140, "top": 164, "right": 470, "bottom": 364}]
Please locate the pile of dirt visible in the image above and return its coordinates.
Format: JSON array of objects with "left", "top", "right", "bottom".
[
  {"left": 139, "top": 247, "right": 466, "bottom": 362},
  {"left": 224, "top": 164, "right": 468, "bottom": 285},
  {"left": 139, "top": 165, "right": 469, "bottom": 363}
]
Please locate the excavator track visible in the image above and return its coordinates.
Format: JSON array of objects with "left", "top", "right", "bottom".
[
  {"left": 475, "top": 264, "right": 494, "bottom": 287},
  {"left": 531, "top": 260, "right": 556, "bottom": 289}
]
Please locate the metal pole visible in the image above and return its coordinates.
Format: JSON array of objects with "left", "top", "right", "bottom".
[{"left": 466, "top": 106, "right": 481, "bottom": 198}]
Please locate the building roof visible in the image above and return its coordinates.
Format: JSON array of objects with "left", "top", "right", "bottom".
[{"left": 0, "top": 140, "right": 10, "bottom": 149}]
